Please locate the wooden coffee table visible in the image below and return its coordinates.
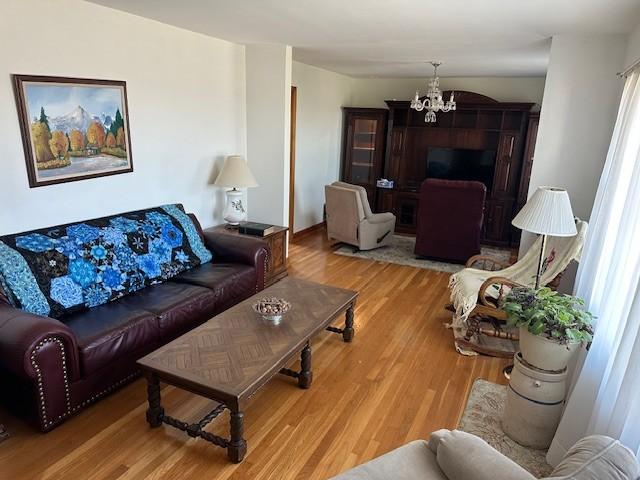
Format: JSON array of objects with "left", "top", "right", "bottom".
[{"left": 137, "top": 277, "right": 357, "bottom": 463}]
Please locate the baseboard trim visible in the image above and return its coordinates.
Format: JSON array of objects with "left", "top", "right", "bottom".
[{"left": 292, "top": 222, "right": 325, "bottom": 240}]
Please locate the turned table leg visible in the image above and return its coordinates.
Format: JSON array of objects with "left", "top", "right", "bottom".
[
  {"left": 298, "top": 342, "right": 313, "bottom": 389},
  {"left": 343, "top": 304, "right": 355, "bottom": 343},
  {"left": 227, "top": 411, "right": 247, "bottom": 463},
  {"left": 145, "top": 374, "right": 164, "bottom": 428}
]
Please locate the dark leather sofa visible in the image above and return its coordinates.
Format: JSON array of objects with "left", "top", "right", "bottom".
[
  {"left": 0, "top": 216, "right": 268, "bottom": 432},
  {"left": 414, "top": 179, "right": 486, "bottom": 263}
]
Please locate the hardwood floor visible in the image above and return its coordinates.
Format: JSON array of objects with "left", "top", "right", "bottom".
[{"left": 0, "top": 229, "right": 509, "bottom": 480}]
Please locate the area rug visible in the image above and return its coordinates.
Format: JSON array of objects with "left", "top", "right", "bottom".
[
  {"left": 333, "top": 235, "right": 511, "bottom": 273},
  {"left": 458, "top": 378, "right": 553, "bottom": 477}
]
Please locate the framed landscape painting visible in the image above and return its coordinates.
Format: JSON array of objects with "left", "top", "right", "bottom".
[{"left": 12, "top": 75, "right": 133, "bottom": 187}]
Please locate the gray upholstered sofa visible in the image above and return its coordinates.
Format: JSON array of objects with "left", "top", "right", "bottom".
[{"left": 331, "top": 429, "right": 639, "bottom": 480}]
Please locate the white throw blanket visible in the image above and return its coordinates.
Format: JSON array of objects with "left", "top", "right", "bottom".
[{"left": 448, "top": 220, "right": 588, "bottom": 332}]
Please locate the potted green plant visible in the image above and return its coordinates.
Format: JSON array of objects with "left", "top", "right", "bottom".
[{"left": 503, "top": 286, "right": 594, "bottom": 371}]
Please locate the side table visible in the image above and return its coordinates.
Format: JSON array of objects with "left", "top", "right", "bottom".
[{"left": 210, "top": 224, "right": 288, "bottom": 287}]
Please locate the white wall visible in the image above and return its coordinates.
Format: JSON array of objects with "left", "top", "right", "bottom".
[
  {"left": 350, "top": 76, "right": 546, "bottom": 108},
  {"left": 0, "top": 0, "right": 246, "bottom": 235},
  {"left": 245, "top": 44, "right": 292, "bottom": 227},
  {"left": 625, "top": 23, "right": 640, "bottom": 67},
  {"left": 518, "top": 34, "right": 626, "bottom": 295},
  {"left": 292, "top": 62, "right": 354, "bottom": 232},
  {"left": 520, "top": 34, "right": 627, "bottom": 258}
]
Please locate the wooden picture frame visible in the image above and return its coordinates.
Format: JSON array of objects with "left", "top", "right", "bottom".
[{"left": 12, "top": 75, "right": 134, "bottom": 188}]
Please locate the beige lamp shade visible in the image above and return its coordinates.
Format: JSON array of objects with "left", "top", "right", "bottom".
[
  {"left": 214, "top": 155, "right": 258, "bottom": 188},
  {"left": 512, "top": 186, "right": 577, "bottom": 236}
]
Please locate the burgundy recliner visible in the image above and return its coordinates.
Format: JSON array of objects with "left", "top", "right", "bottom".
[{"left": 414, "top": 179, "right": 486, "bottom": 263}]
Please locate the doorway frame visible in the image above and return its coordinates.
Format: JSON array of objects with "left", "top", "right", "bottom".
[{"left": 288, "top": 85, "right": 297, "bottom": 236}]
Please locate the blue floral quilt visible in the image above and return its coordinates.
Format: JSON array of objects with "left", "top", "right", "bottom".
[{"left": 0, "top": 204, "right": 212, "bottom": 319}]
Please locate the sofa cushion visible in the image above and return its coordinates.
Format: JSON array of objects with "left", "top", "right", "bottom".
[
  {"left": 170, "top": 262, "right": 256, "bottom": 313},
  {"left": 430, "top": 429, "right": 536, "bottom": 480},
  {"left": 545, "top": 435, "right": 640, "bottom": 480},
  {"left": 330, "top": 440, "right": 447, "bottom": 480},
  {"left": 64, "top": 282, "right": 216, "bottom": 374},
  {"left": 129, "top": 281, "right": 217, "bottom": 339},
  {"left": 0, "top": 204, "right": 212, "bottom": 319},
  {"left": 65, "top": 303, "right": 159, "bottom": 376}
]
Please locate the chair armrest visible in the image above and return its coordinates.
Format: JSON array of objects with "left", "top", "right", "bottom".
[
  {"left": 547, "top": 435, "right": 640, "bottom": 479},
  {"left": 429, "top": 430, "right": 535, "bottom": 480},
  {"left": 202, "top": 228, "right": 269, "bottom": 291},
  {"left": 465, "top": 254, "right": 511, "bottom": 270},
  {"left": 478, "top": 276, "right": 525, "bottom": 308},
  {"left": 366, "top": 212, "right": 395, "bottom": 224},
  {"left": 0, "top": 303, "right": 80, "bottom": 382}
]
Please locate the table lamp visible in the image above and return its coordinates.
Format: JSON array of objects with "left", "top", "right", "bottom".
[
  {"left": 214, "top": 155, "right": 258, "bottom": 225},
  {"left": 512, "top": 186, "right": 577, "bottom": 289}
]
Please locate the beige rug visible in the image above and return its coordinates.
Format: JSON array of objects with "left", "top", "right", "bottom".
[
  {"left": 333, "top": 235, "right": 510, "bottom": 273},
  {"left": 458, "top": 378, "right": 553, "bottom": 477}
]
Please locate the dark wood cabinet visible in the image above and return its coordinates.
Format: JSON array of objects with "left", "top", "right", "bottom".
[
  {"left": 341, "top": 91, "right": 539, "bottom": 246},
  {"left": 494, "top": 133, "right": 518, "bottom": 197},
  {"left": 395, "top": 192, "right": 420, "bottom": 232},
  {"left": 374, "top": 189, "right": 420, "bottom": 233},
  {"left": 341, "top": 108, "right": 388, "bottom": 207},
  {"left": 517, "top": 113, "right": 539, "bottom": 208},
  {"left": 378, "top": 188, "right": 395, "bottom": 213},
  {"left": 340, "top": 92, "right": 534, "bottom": 245},
  {"left": 512, "top": 112, "right": 540, "bottom": 245},
  {"left": 484, "top": 198, "right": 514, "bottom": 243}
]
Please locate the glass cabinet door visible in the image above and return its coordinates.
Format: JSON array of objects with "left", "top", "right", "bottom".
[{"left": 349, "top": 118, "right": 378, "bottom": 184}]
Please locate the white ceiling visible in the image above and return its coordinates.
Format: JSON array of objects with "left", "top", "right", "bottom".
[{"left": 88, "top": 0, "right": 640, "bottom": 77}]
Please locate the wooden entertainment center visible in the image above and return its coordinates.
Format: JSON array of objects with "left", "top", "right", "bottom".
[{"left": 340, "top": 91, "right": 539, "bottom": 246}]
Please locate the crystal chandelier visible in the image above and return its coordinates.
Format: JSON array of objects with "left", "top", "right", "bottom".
[{"left": 410, "top": 61, "right": 456, "bottom": 122}]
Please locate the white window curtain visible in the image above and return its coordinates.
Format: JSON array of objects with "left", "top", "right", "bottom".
[{"left": 547, "top": 69, "right": 640, "bottom": 465}]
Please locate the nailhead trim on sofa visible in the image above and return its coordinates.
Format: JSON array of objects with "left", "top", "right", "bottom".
[
  {"left": 259, "top": 252, "right": 269, "bottom": 292},
  {"left": 30, "top": 336, "right": 140, "bottom": 430},
  {"left": 66, "top": 371, "right": 140, "bottom": 417},
  {"left": 30, "top": 337, "right": 71, "bottom": 428}
]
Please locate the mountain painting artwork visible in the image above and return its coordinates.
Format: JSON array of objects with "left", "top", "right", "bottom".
[{"left": 12, "top": 75, "right": 133, "bottom": 187}]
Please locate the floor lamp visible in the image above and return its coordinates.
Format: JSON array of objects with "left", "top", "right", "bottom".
[{"left": 512, "top": 187, "right": 577, "bottom": 289}]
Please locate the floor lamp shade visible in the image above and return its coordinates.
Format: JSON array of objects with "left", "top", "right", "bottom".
[
  {"left": 512, "top": 187, "right": 577, "bottom": 237},
  {"left": 513, "top": 186, "right": 577, "bottom": 289},
  {"left": 214, "top": 155, "right": 258, "bottom": 225}
]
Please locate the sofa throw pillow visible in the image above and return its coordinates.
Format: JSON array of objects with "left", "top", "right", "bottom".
[{"left": 0, "top": 204, "right": 212, "bottom": 319}]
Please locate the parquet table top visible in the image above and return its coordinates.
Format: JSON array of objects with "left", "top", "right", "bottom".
[{"left": 137, "top": 276, "right": 357, "bottom": 410}]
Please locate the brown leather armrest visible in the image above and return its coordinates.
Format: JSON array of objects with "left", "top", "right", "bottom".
[
  {"left": 0, "top": 304, "right": 80, "bottom": 382},
  {"left": 202, "top": 228, "right": 269, "bottom": 291}
]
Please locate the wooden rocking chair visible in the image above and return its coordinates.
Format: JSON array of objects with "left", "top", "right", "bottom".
[
  {"left": 458, "top": 258, "right": 563, "bottom": 357},
  {"left": 448, "top": 219, "right": 587, "bottom": 357}
]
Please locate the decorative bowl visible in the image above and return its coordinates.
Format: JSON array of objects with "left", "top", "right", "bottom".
[{"left": 252, "top": 297, "right": 291, "bottom": 324}]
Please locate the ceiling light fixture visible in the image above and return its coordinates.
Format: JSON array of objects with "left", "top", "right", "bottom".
[{"left": 410, "top": 61, "right": 456, "bottom": 122}]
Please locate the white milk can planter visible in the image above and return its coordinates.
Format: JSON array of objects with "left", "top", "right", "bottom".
[{"left": 519, "top": 326, "right": 580, "bottom": 371}]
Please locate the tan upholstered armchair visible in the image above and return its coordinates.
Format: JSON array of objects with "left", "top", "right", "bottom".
[{"left": 325, "top": 181, "right": 396, "bottom": 251}]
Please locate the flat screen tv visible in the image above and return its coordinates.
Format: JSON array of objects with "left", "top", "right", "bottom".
[{"left": 425, "top": 147, "right": 496, "bottom": 189}]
